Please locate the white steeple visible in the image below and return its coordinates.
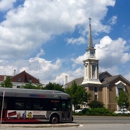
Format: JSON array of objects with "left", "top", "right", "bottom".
[
  {"left": 81, "top": 18, "right": 101, "bottom": 85},
  {"left": 88, "top": 18, "right": 93, "bottom": 48},
  {"left": 86, "top": 18, "right": 96, "bottom": 59}
]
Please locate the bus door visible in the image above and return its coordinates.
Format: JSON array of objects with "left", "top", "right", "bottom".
[{"left": 61, "top": 100, "right": 72, "bottom": 122}]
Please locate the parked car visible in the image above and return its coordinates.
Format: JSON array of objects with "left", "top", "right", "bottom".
[
  {"left": 114, "top": 109, "right": 130, "bottom": 114},
  {"left": 75, "top": 108, "right": 90, "bottom": 113},
  {"left": 75, "top": 109, "right": 82, "bottom": 113}
]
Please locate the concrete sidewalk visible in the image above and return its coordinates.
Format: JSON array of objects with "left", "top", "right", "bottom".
[{"left": 0, "top": 123, "right": 79, "bottom": 128}]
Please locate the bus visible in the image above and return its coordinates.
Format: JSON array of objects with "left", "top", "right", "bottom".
[{"left": 0, "top": 87, "right": 73, "bottom": 124}]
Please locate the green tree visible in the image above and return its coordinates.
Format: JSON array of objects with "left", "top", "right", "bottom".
[
  {"left": 22, "top": 83, "right": 42, "bottom": 89},
  {"left": 65, "top": 81, "right": 91, "bottom": 110},
  {"left": 88, "top": 100, "right": 104, "bottom": 108},
  {"left": 43, "top": 82, "right": 64, "bottom": 92},
  {"left": 115, "top": 89, "right": 129, "bottom": 110},
  {"left": 1, "top": 76, "right": 13, "bottom": 88}
]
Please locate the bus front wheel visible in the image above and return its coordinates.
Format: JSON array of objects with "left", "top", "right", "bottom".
[{"left": 50, "top": 115, "right": 59, "bottom": 124}]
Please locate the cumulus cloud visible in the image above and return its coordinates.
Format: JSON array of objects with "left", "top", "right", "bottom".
[
  {"left": 66, "top": 36, "right": 86, "bottom": 45},
  {"left": 0, "top": 56, "right": 62, "bottom": 84},
  {"left": 71, "top": 53, "right": 86, "bottom": 65},
  {"left": 96, "top": 36, "right": 130, "bottom": 67},
  {"left": 1, "top": 0, "right": 124, "bottom": 84},
  {"left": 0, "top": 0, "right": 115, "bottom": 59},
  {"left": 125, "top": 73, "right": 130, "bottom": 81},
  {"left": 36, "top": 49, "right": 45, "bottom": 57},
  {"left": 0, "top": 0, "right": 16, "bottom": 11},
  {"left": 108, "top": 16, "right": 117, "bottom": 25},
  {"left": 73, "top": 36, "right": 130, "bottom": 76},
  {"left": 55, "top": 67, "right": 83, "bottom": 84}
]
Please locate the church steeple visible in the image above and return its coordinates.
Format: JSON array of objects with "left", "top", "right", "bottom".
[
  {"left": 81, "top": 18, "right": 101, "bottom": 86},
  {"left": 86, "top": 18, "right": 95, "bottom": 59},
  {"left": 88, "top": 18, "right": 93, "bottom": 48}
]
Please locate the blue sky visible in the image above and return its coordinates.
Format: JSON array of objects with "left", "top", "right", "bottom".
[{"left": 0, "top": 0, "right": 130, "bottom": 84}]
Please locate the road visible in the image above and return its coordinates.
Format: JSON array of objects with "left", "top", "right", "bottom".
[
  {"left": 0, "top": 116, "right": 130, "bottom": 130},
  {"left": 73, "top": 115, "right": 130, "bottom": 124}
]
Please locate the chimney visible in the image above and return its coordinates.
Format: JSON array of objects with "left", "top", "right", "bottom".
[
  {"left": 14, "top": 69, "right": 16, "bottom": 76},
  {"left": 4, "top": 75, "right": 6, "bottom": 81},
  {"left": 64, "top": 75, "right": 68, "bottom": 85}
]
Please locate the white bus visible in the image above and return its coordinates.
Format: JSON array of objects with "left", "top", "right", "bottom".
[{"left": 0, "top": 87, "right": 73, "bottom": 123}]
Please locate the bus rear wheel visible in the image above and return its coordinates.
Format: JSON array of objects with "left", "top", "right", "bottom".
[{"left": 50, "top": 115, "right": 59, "bottom": 124}]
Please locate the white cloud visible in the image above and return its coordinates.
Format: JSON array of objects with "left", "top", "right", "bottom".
[
  {"left": 96, "top": 36, "right": 130, "bottom": 67},
  {"left": 55, "top": 67, "right": 83, "bottom": 84},
  {"left": 71, "top": 53, "right": 86, "bottom": 65},
  {"left": 99, "top": 66, "right": 119, "bottom": 75},
  {"left": 66, "top": 36, "right": 86, "bottom": 45},
  {"left": 108, "top": 16, "right": 117, "bottom": 25},
  {"left": 0, "top": 0, "right": 16, "bottom": 11},
  {"left": 0, "top": 0, "right": 115, "bottom": 59},
  {"left": 0, "top": 56, "right": 62, "bottom": 84},
  {"left": 72, "top": 36, "right": 130, "bottom": 76},
  {"left": 125, "top": 73, "right": 130, "bottom": 81},
  {"left": 36, "top": 49, "right": 45, "bottom": 57}
]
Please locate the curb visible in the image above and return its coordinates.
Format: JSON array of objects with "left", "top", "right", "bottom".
[{"left": 0, "top": 123, "right": 79, "bottom": 128}]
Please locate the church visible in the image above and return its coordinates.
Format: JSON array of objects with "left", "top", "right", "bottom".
[{"left": 64, "top": 19, "right": 130, "bottom": 111}]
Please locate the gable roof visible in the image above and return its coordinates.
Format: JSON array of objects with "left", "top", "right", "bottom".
[
  {"left": 102, "top": 74, "right": 130, "bottom": 85},
  {"left": 99, "top": 71, "right": 112, "bottom": 82},
  {"left": 99, "top": 71, "right": 112, "bottom": 77},
  {"left": 64, "top": 71, "right": 130, "bottom": 88},
  {"left": 11, "top": 71, "right": 40, "bottom": 84},
  {"left": 65, "top": 77, "right": 83, "bottom": 88},
  {"left": 102, "top": 75, "right": 119, "bottom": 84}
]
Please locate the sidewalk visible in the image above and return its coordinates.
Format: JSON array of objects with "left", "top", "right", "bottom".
[{"left": 0, "top": 123, "right": 79, "bottom": 128}]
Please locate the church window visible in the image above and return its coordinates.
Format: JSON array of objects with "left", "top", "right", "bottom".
[
  {"left": 92, "top": 65, "right": 96, "bottom": 79},
  {"left": 18, "top": 77, "right": 21, "bottom": 82},
  {"left": 94, "top": 87, "right": 97, "bottom": 92}
]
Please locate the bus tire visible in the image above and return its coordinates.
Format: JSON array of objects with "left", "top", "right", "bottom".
[{"left": 50, "top": 114, "right": 59, "bottom": 124}]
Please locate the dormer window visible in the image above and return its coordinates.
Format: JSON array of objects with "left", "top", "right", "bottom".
[
  {"left": 18, "top": 77, "right": 21, "bottom": 82},
  {"left": 29, "top": 78, "right": 32, "bottom": 83}
]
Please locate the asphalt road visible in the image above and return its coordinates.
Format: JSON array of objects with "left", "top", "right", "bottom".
[
  {"left": 0, "top": 116, "right": 130, "bottom": 130},
  {"left": 73, "top": 116, "right": 130, "bottom": 124}
]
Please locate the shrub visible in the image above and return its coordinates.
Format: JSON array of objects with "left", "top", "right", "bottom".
[
  {"left": 86, "top": 108, "right": 113, "bottom": 116},
  {"left": 82, "top": 108, "right": 90, "bottom": 114}
]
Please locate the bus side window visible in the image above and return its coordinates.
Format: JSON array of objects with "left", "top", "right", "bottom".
[
  {"left": 62, "top": 102, "right": 66, "bottom": 111},
  {"left": 15, "top": 99, "right": 24, "bottom": 110},
  {"left": 50, "top": 100, "right": 59, "bottom": 111},
  {"left": 25, "top": 100, "right": 32, "bottom": 110},
  {"left": 6, "top": 98, "right": 15, "bottom": 110},
  {"left": 67, "top": 101, "right": 71, "bottom": 110},
  {"left": 33, "top": 99, "right": 43, "bottom": 110}
]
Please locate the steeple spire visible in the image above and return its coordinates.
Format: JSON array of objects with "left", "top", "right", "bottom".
[
  {"left": 88, "top": 18, "right": 93, "bottom": 48},
  {"left": 81, "top": 18, "right": 101, "bottom": 86}
]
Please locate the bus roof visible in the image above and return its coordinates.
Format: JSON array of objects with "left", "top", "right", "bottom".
[{"left": 0, "top": 87, "right": 71, "bottom": 99}]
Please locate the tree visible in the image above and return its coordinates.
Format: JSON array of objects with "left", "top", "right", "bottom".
[
  {"left": 1, "top": 76, "right": 13, "bottom": 88},
  {"left": 43, "top": 82, "right": 64, "bottom": 92},
  {"left": 22, "top": 83, "right": 43, "bottom": 89},
  {"left": 88, "top": 100, "right": 104, "bottom": 108},
  {"left": 115, "top": 89, "right": 129, "bottom": 110},
  {"left": 65, "top": 81, "right": 91, "bottom": 111}
]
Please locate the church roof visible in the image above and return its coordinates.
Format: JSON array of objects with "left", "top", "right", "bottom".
[
  {"left": 64, "top": 72, "right": 130, "bottom": 88},
  {"left": 65, "top": 77, "right": 83, "bottom": 88}
]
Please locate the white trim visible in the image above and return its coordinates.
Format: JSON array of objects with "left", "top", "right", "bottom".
[{"left": 115, "top": 81, "right": 126, "bottom": 86}]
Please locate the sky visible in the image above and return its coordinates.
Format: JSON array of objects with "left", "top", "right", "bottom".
[{"left": 0, "top": 0, "right": 130, "bottom": 85}]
